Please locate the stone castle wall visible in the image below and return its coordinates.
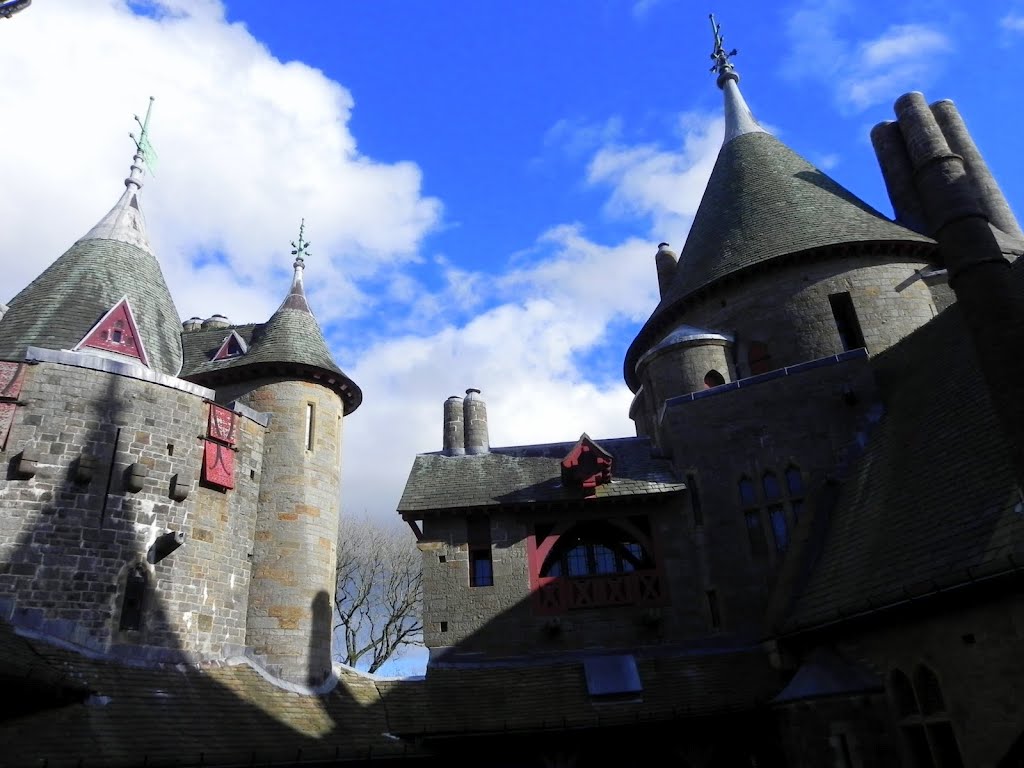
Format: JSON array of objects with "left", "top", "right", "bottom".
[
  {"left": 420, "top": 497, "right": 719, "bottom": 658},
  {"left": 0, "top": 360, "right": 265, "bottom": 660},
  {"left": 225, "top": 377, "right": 344, "bottom": 685}
]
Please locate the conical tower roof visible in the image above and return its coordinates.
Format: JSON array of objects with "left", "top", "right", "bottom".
[
  {"left": 180, "top": 227, "right": 362, "bottom": 413},
  {"left": 0, "top": 102, "right": 183, "bottom": 375},
  {"left": 623, "top": 26, "right": 934, "bottom": 390}
]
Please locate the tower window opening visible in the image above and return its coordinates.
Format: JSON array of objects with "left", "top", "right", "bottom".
[
  {"left": 110, "top": 320, "right": 125, "bottom": 344},
  {"left": 704, "top": 369, "right": 726, "bottom": 388},
  {"left": 119, "top": 564, "right": 147, "bottom": 632},
  {"left": 467, "top": 516, "right": 493, "bottom": 587},
  {"left": 304, "top": 403, "right": 315, "bottom": 451},
  {"left": 829, "top": 292, "right": 866, "bottom": 351},
  {"left": 748, "top": 341, "right": 772, "bottom": 375}
]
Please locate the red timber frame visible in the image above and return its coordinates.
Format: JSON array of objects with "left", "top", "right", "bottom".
[{"left": 526, "top": 515, "right": 667, "bottom": 616}]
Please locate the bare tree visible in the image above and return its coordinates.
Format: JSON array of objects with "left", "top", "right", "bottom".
[{"left": 333, "top": 513, "right": 423, "bottom": 674}]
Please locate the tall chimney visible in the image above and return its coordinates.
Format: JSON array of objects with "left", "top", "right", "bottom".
[
  {"left": 655, "top": 243, "right": 679, "bottom": 299},
  {"left": 463, "top": 388, "right": 489, "bottom": 455},
  {"left": 443, "top": 395, "right": 465, "bottom": 456}
]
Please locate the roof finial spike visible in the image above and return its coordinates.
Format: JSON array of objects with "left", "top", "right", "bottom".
[
  {"left": 290, "top": 218, "right": 310, "bottom": 271},
  {"left": 126, "top": 96, "right": 158, "bottom": 189},
  {"left": 709, "top": 14, "right": 739, "bottom": 86}
]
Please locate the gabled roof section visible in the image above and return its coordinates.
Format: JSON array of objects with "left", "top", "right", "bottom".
[
  {"left": 624, "top": 68, "right": 934, "bottom": 390},
  {"left": 398, "top": 436, "right": 685, "bottom": 514},
  {"left": 0, "top": 106, "right": 182, "bottom": 374},
  {"left": 72, "top": 296, "right": 149, "bottom": 367},
  {"left": 212, "top": 330, "right": 248, "bottom": 361},
  {"left": 561, "top": 433, "right": 614, "bottom": 494}
]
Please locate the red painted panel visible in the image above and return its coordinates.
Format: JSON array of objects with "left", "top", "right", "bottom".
[
  {"left": 202, "top": 440, "right": 235, "bottom": 489},
  {"left": 207, "top": 404, "right": 237, "bottom": 446},
  {"left": 0, "top": 362, "right": 25, "bottom": 400},
  {"left": 77, "top": 298, "right": 149, "bottom": 366},
  {"left": 0, "top": 402, "right": 16, "bottom": 450}
]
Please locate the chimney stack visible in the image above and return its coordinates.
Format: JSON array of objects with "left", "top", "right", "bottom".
[
  {"left": 443, "top": 395, "right": 465, "bottom": 456},
  {"left": 655, "top": 243, "right": 678, "bottom": 299},
  {"left": 463, "top": 388, "right": 489, "bottom": 455}
]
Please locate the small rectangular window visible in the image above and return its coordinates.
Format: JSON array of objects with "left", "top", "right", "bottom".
[
  {"left": 687, "top": 473, "right": 703, "bottom": 527},
  {"left": 304, "top": 403, "right": 315, "bottom": 451},
  {"left": 829, "top": 292, "right": 866, "bottom": 351},
  {"left": 467, "top": 516, "right": 493, "bottom": 587}
]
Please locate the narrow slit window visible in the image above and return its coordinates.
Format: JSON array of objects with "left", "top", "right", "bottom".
[
  {"left": 304, "top": 403, "right": 315, "bottom": 451},
  {"left": 829, "top": 292, "right": 866, "bottom": 351},
  {"left": 687, "top": 473, "right": 703, "bottom": 527},
  {"left": 119, "top": 565, "right": 147, "bottom": 631},
  {"left": 745, "top": 510, "right": 767, "bottom": 555},
  {"left": 467, "top": 516, "right": 493, "bottom": 587},
  {"left": 769, "top": 505, "right": 789, "bottom": 553},
  {"left": 706, "top": 589, "right": 721, "bottom": 629}
]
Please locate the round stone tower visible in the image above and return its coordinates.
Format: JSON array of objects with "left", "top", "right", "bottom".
[{"left": 183, "top": 228, "right": 361, "bottom": 685}]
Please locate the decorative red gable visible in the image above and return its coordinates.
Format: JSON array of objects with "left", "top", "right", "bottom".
[
  {"left": 207, "top": 404, "right": 237, "bottom": 446},
  {"left": 202, "top": 441, "right": 235, "bottom": 489},
  {"left": 212, "top": 330, "right": 247, "bottom": 361},
  {"left": 561, "top": 433, "right": 613, "bottom": 494},
  {"left": 73, "top": 296, "right": 149, "bottom": 367}
]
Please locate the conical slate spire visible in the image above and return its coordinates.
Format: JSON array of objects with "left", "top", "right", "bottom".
[
  {"left": 0, "top": 99, "right": 183, "bottom": 374},
  {"left": 621, "top": 19, "right": 935, "bottom": 391},
  {"left": 179, "top": 223, "right": 362, "bottom": 413}
]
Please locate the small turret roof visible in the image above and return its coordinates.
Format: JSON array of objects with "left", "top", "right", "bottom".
[
  {"left": 180, "top": 232, "right": 361, "bottom": 413},
  {"left": 623, "top": 37, "right": 935, "bottom": 391},
  {"left": 0, "top": 105, "right": 182, "bottom": 374}
]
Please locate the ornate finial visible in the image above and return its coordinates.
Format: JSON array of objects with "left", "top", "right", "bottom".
[
  {"left": 125, "top": 97, "right": 157, "bottom": 188},
  {"left": 709, "top": 14, "right": 737, "bottom": 77},
  {"left": 290, "top": 218, "right": 311, "bottom": 269}
]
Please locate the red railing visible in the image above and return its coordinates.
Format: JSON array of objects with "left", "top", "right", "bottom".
[{"left": 534, "top": 570, "right": 663, "bottom": 615}]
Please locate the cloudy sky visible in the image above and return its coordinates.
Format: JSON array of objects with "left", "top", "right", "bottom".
[{"left": 2, "top": 0, "right": 1022, "bottom": 527}]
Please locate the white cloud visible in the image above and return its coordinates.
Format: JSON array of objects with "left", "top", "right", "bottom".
[
  {"left": 0, "top": 0, "right": 441, "bottom": 325},
  {"left": 1001, "top": 13, "right": 1024, "bottom": 33},
  {"left": 781, "top": 2, "right": 953, "bottom": 112}
]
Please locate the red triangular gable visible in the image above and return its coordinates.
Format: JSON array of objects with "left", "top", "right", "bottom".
[
  {"left": 212, "top": 330, "right": 247, "bottom": 361},
  {"left": 74, "top": 296, "right": 149, "bottom": 367},
  {"left": 561, "top": 433, "right": 614, "bottom": 493}
]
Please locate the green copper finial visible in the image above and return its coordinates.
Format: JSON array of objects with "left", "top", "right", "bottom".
[
  {"left": 291, "top": 218, "right": 311, "bottom": 267},
  {"left": 709, "top": 14, "right": 737, "bottom": 76},
  {"left": 129, "top": 96, "right": 158, "bottom": 178}
]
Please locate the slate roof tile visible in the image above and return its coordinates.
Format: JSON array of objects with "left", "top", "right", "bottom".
[{"left": 398, "top": 437, "right": 686, "bottom": 513}]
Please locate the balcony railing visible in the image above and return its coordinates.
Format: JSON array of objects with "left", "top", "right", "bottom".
[{"left": 533, "top": 570, "right": 663, "bottom": 615}]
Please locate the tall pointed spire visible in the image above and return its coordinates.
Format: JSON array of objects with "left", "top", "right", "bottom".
[
  {"left": 0, "top": 97, "right": 183, "bottom": 374},
  {"left": 709, "top": 14, "right": 765, "bottom": 143},
  {"left": 80, "top": 97, "right": 157, "bottom": 252},
  {"left": 280, "top": 218, "right": 312, "bottom": 312}
]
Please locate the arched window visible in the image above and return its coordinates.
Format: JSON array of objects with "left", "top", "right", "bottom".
[
  {"left": 741, "top": 466, "right": 804, "bottom": 558},
  {"left": 704, "top": 369, "right": 726, "bottom": 388},
  {"left": 738, "top": 477, "right": 756, "bottom": 507},
  {"left": 540, "top": 520, "right": 651, "bottom": 578},
  {"left": 786, "top": 466, "right": 805, "bottom": 523},
  {"left": 890, "top": 669, "right": 918, "bottom": 718},
  {"left": 889, "top": 665, "right": 964, "bottom": 768}
]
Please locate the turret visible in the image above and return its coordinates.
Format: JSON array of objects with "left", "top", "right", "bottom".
[{"left": 181, "top": 222, "right": 362, "bottom": 685}]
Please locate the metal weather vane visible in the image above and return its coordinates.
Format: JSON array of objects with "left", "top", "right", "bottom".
[
  {"left": 130, "top": 96, "right": 159, "bottom": 177},
  {"left": 291, "top": 219, "right": 311, "bottom": 264},
  {"left": 709, "top": 13, "right": 738, "bottom": 76}
]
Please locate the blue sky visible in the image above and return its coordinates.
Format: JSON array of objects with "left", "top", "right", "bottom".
[{"left": 1, "top": 0, "right": 1022, "bottom": 673}]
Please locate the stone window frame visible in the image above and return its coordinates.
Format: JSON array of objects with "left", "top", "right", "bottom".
[
  {"left": 739, "top": 463, "right": 806, "bottom": 561},
  {"left": 888, "top": 665, "right": 965, "bottom": 768},
  {"left": 114, "top": 560, "right": 153, "bottom": 638}
]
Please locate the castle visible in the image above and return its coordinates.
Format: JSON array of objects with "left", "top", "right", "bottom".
[{"left": 1, "top": 26, "right": 1023, "bottom": 768}]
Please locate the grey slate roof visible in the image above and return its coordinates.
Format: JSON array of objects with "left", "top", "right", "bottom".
[
  {"left": 625, "top": 131, "right": 935, "bottom": 389},
  {"left": 0, "top": 239, "right": 183, "bottom": 375},
  {"left": 786, "top": 300, "right": 1024, "bottom": 631},
  {"left": 398, "top": 436, "right": 685, "bottom": 513},
  {"left": 180, "top": 267, "right": 362, "bottom": 414}
]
